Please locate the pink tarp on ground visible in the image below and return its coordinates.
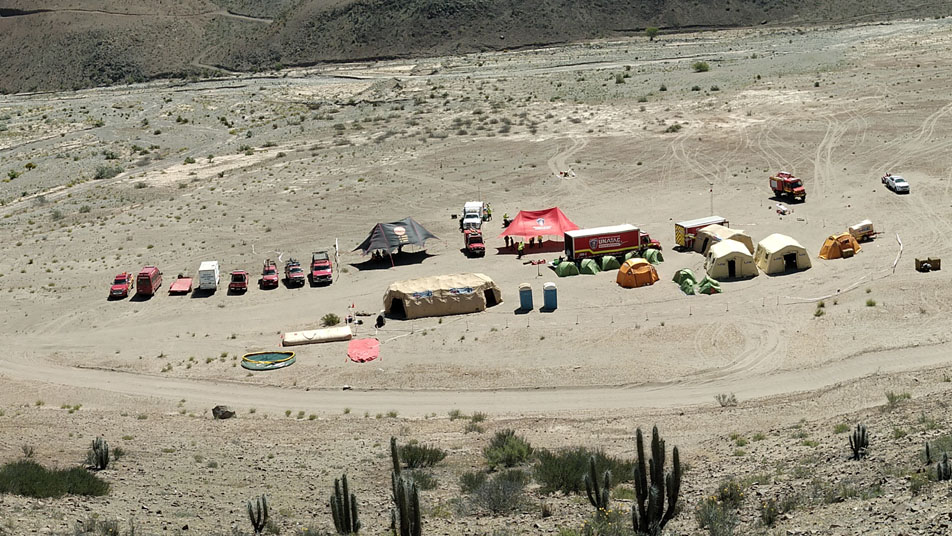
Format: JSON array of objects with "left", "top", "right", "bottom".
[
  {"left": 499, "top": 207, "right": 579, "bottom": 239},
  {"left": 347, "top": 338, "right": 380, "bottom": 363}
]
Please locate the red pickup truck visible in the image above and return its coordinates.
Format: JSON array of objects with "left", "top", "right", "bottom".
[
  {"left": 284, "top": 258, "right": 306, "bottom": 287},
  {"left": 109, "top": 272, "right": 133, "bottom": 299},
  {"left": 260, "top": 259, "right": 279, "bottom": 289},
  {"left": 228, "top": 270, "right": 249, "bottom": 293},
  {"left": 310, "top": 251, "right": 333, "bottom": 286}
]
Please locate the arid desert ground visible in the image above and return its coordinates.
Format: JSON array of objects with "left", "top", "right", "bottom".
[{"left": 2, "top": 19, "right": 952, "bottom": 535}]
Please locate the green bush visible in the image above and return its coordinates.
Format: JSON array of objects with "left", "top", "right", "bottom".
[
  {"left": 484, "top": 429, "right": 534, "bottom": 470},
  {"left": 469, "top": 470, "right": 528, "bottom": 515},
  {"left": 534, "top": 447, "right": 632, "bottom": 495},
  {"left": 0, "top": 460, "right": 109, "bottom": 498},
  {"left": 406, "top": 470, "right": 437, "bottom": 490},
  {"left": 693, "top": 61, "right": 711, "bottom": 73},
  {"left": 695, "top": 497, "right": 737, "bottom": 535},
  {"left": 321, "top": 313, "right": 340, "bottom": 327},
  {"left": 399, "top": 442, "right": 447, "bottom": 469},
  {"left": 94, "top": 165, "right": 122, "bottom": 180},
  {"left": 716, "top": 478, "right": 744, "bottom": 508},
  {"left": 459, "top": 471, "right": 487, "bottom": 493}
]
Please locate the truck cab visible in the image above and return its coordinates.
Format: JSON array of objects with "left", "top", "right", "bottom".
[
  {"left": 284, "top": 258, "right": 306, "bottom": 287},
  {"left": 769, "top": 172, "right": 806, "bottom": 201},
  {"left": 310, "top": 251, "right": 333, "bottom": 285},
  {"left": 260, "top": 260, "right": 279, "bottom": 289},
  {"left": 228, "top": 270, "right": 249, "bottom": 293},
  {"left": 460, "top": 201, "right": 486, "bottom": 231},
  {"left": 109, "top": 272, "right": 133, "bottom": 299},
  {"left": 463, "top": 229, "right": 486, "bottom": 257}
]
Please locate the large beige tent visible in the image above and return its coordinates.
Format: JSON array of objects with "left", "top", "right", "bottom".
[
  {"left": 754, "top": 234, "right": 812, "bottom": 274},
  {"left": 706, "top": 240, "right": 758, "bottom": 280},
  {"left": 383, "top": 273, "right": 502, "bottom": 319},
  {"left": 694, "top": 224, "right": 755, "bottom": 254}
]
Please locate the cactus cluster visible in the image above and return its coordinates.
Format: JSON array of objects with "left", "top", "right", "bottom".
[
  {"left": 390, "top": 437, "right": 421, "bottom": 536},
  {"left": 90, "top": 437, "right": 110, "bottom": 470},
  {"left": 247, "top": 494, "right": 269, "bottom": 535},
  {"left": 331, "top": 474, "right": 360, "bottom": 534},
  {"left": 938, "top": 453, "right": 951, "bottom": 481},
  {"left": 849, "top": 424, "right": 869, "bottom": 460},
  {"left": 584, "top": 456, "right": 611, "bottom": 513},
  {"left": 632, "top": 426, "right": 681, "bottom": 536}
]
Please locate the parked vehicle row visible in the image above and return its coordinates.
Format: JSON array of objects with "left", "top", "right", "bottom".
[{"left": 109, "top": 253, "right": 333, "bottom": 299}]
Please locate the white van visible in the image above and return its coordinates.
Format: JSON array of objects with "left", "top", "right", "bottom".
[{"left": 198, "top": 261, "right": 220, "bottom": 291}]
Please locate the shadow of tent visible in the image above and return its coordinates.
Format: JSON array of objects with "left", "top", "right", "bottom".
[{"left": 349, "top": 250, "right": 435, "bottom": 271}]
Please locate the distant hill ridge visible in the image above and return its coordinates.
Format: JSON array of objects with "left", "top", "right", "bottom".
[{"left": 0, "top": 0, "right": 949, "bottom": 93}]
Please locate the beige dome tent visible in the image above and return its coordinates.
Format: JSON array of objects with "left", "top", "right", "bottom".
[
  {"left": 754, "top": 234, "right": 812, "bottom": 274},
  {"left": 706, "top": 240, "right": 758, "bottom": 280},
  {"left": 384, "top": 273, "right": 502, "bottom": 319},
  {"left": 694, "top": 224, "right": 755, "bottom": 254}
]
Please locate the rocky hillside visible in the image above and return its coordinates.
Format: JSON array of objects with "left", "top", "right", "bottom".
[{"left": 1, "top": 0, "right": 950, "bottom": 93}]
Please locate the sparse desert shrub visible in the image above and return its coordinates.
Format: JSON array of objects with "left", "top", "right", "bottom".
[
  {"left": 695, "top": 496, "right": 737, "bottom": 535},
  {"left": 460, "top": 471, "right": 487, "bottom": 493},
  {"left": 94, "top": 165, "right": 122, "bottom": 180},
  {"left": 448, "top": 409, "right": 464, "bottom": 420},
  {"left": 399, "top": 442, "right": 447, "bottom": 469},
  {"left": 535, "top": 447, "right": 632, "bottom": 495},
  {"left": 0, "top": 460, "right": 109, "bottom": 498},
  {"left": 321, "top": 313, "right": 340, "bottom": 327},
  {"left": 614, "top": 73, "right": 625, "bottom": 84},
  {"left": 884, "top": 391, "right": 910, "bottom": 410},
  {"left": 484, "top": 429, "right": 534, "bottom": 470},
  {"left": 664, "top": 123, "right": 682, "bottom": 133},
  {"left": 715, "top": 478, "right": 744, "bottom": 508},
  {"left": 759, "top": 497, "right": 779, "bottom": 526},
  {"left": 407, "top": 470, "right": 438, "bottom": 490},
  {"left": 79, "top": 205, "right": 91, "bottom": 213},
  {"left": 715, "top": 393, "right": 738, "bottom": 407},
  {"left": 646, "top": 27, "right": 659, "bottom": 40},
  {"left": 693, "top": 61, "right": 711, "bottom": 72},
  {"left": 866, "top": 298, "right": 876, "bottom": 307},
  {"left": 469, "top": 470, "right": 528, "bottom": 515},
  {"left": 184, "top": 156, "right": 196, "bottom": 164}
]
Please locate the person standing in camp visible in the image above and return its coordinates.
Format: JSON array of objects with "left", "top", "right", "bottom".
[
  {"left": 517, "top": 241, "right": 525, "bottom": 259},
  {"left": 528, "top": 236, "right": 535, "bottom": 248},
  {"left": 486, "top": 204, "right": 493, "bottom": 221},
  {"left": 537, "top": 235, "right": 543, "bottom": 248}
]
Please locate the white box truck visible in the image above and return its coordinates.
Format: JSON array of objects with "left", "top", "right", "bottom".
[
  {"left": 460, "top": 201, "right": 485, "bottom": 231},
  {"left": 198, "top": 261, "right": 220, "bottom": 291}
]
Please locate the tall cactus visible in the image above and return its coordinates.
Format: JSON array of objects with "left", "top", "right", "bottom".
[
  {"left": 247, "top": 494, "right": 269, "bottom": 535},
  {"left": 938, "top": 453, "right": 952, "bottom": 481},
  {"left": 584, "top": 455, "right": 611, "bottom": 513},
  {"left": 390, "top": 437, "right": 421, "bottom": 536},
  {"left": 849, "top": 424, "right": 869, "bottom": 460},
  {"left": 90, "top": 437, "right": 110, "bottom": 470},
  {"left": 331, "top": 474, "right": 360, "bottom": 534},
  {"left": 631, "top": 426, "right": 681, "bottom": 536},
  {"left": 925, "top": 442, "right": 932, "bottom": 465}
]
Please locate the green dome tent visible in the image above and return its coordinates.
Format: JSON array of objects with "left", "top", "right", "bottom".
[
  {"left": 672, "top": 268, "right": 697, "bottom": 285},
  {"left": 600, "top": 255, "right": 621, "bottom": 271},
  {"left": 555, "top": 261, "right": 580, "bottom": 277},
  {"left": 579, "top": 258, "right": 601, "bottom": 275},
  {"left": 697, "top": 275, "right": 722, "bottom": 295},
  {"left": 643, "top": 249, "right": 664, "bottom": 264},
  {"left": 680, "top": 280, "right": 697, "bottom": 295}
]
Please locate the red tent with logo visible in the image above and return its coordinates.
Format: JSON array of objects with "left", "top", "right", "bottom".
[{"left": 499, "top": 207, "right": 579, "bottom": 240}]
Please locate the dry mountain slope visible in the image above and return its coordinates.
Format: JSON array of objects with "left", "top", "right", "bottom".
[{"left": 1, "top": 0, "right": 952, "bottom": 93}]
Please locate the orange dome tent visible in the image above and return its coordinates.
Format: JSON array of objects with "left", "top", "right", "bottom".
[
  {"left": 616, "top": 258, "right": 659, "bottom": 288},
  {"left": 819, "top": 232, "right": 862, "bottom": 260}
]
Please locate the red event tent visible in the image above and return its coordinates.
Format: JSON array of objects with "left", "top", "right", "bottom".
[{"left": 498, "top": 207, "right": 579, "bottom": 239}]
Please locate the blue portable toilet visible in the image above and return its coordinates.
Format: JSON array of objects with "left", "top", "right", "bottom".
[
  {"left": 543, "top": 282, "right": 557, "bottom": 311},
  {"left": 519, "top": 283, "right": 533, "bottom": 311}
]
